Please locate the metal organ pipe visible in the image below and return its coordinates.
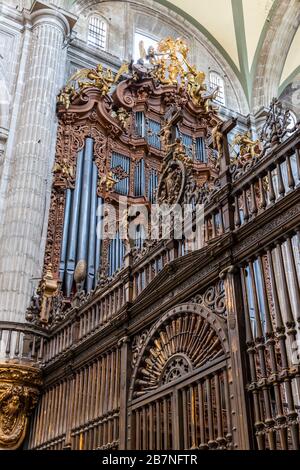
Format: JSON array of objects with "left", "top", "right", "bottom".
[
  {"left": 108, "top": 232, "right": 125, "bottom": 277},
  {"left": 196, "top": 137, "right": 207, "bottom": 162},
  {"left": 116, "top": 234, "right": 120, "bottom": 273},
  {"left": 134, "top": 159, "right": 145, "bottom": 197},
  {"left": 95, "top": 197, "right": 104, "bottom": 288},
  {"left": 60, "top": 139, "right": 105, "bottom": 294},
  {"left": 59, "top": 189, "right": 72, "bottom": 281},
  {"left": 111, "top": 153, "right": 130, "bottom": 196},
  {"left": 65, "top": 149, "right": 84, "bottom": 296},
  {"left": 148, "top": 170, "right": 158, "bottom": 204},
  {"left": 141, "top": 160, "right": 145, "bottom": 196},
  {"left": 86, "top": 163, "right": 98, "bottom": 292},
  {"left": 77, "top": 138, "right": 94, "bottom": 279}
]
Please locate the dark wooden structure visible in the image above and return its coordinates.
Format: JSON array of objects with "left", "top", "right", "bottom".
[{"left": 8, "top": 57, "right": 300, "bottom": 450}]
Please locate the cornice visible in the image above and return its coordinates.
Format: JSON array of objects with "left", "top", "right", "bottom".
[{"left": 30, "top": 0, "right": 77, "bottom": 36}]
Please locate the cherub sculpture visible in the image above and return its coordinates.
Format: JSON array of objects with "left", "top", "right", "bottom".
[
  {"left": 67, "top": 64, "right": 114, "bottom": 96},
  {"left": 212, "top": 122, "right": 224, "bottom": 159},
  {"left": 57, "top": 85, "right": 77, "bottom": 109},
  {"left": 232, "top": 132, "right": 261, "bottom": 160}
]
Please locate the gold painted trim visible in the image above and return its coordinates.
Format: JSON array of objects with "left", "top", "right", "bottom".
[{"left": 0, "top": 363, "right": 42, "bottom": 450}]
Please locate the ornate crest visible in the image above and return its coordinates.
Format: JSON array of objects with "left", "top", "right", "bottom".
[
  {"left": 0, "top": 365, "right": 41, "bottom": 450},
  {"left": 157, "top": 158, "right": 186, "bottom": 207}
]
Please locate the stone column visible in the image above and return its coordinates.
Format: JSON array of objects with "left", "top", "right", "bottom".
[
  {"left": 0, "top": 1, "right": 76, "bottom": 326},
  {"left": 0, "top": 1, "right": 76, "bottom": 450}
]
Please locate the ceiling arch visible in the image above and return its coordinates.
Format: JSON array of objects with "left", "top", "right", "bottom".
[
  {"left": 69, "top": 0, "right": 300, "bottom": 110},
  {"left": 280, "top": 26, "right": 300, "bottom": 91},
  {"left": 154, "top": 0, "right": 300, "bottom": 107}
]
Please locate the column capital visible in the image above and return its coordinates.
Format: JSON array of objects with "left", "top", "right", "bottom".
[{"left": 30, "top": 1, "right": 77, "bottom": 37}]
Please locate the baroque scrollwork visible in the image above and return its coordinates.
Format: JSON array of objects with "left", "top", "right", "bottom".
[
  {"left": 0, "top": 364, "right": 41, "bottom": 450},
  {"left": 191, "top": 281, "right": 226, "bottom": 316},
  {"left": 184, "top": 175, "right": 221, "bottom": 206},
  {"left": 260, "top": 98, "right": 297, "bottom": 155},
  {"left": 229, "top": 154, "right": 261, "bottom": 182},
  {"left": 131, "top": 329, "right": 150, "bottom": 369}
]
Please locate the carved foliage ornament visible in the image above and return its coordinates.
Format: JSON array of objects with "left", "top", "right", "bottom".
[
  {"left": 184, "top": 175, "right": 221, "bottom": 207},
  {"left": 0, "top": 364, "right": 41, "bottom": 450}
]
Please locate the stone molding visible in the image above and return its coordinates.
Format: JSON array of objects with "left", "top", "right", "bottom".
[{"left": 30, "top": 0, "right": 77, "bottom": 37}]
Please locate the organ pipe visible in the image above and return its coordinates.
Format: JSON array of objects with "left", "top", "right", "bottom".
[
  {"left": 95, "top": 197, "right": 104, "bottom": 288},
  {"left": 77, "top": 138, "right": 94, "bottom": 266},
  {"left": 86, "top": 164, "right": 98, "bottom": 292},
  {"left": 65, "top": 149, "right": 84, "bottom": 296},
  {"left": 59, "top": 189, "right": 72, "bottom": 281}
]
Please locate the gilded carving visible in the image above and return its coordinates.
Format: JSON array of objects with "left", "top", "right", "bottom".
[
  {"left": 212, "top": 122, "right": 224, "bottom": 160},
  {"left": 57, "top": 85, "right": 77, "bottom": 110},
  {"left": 0, "top": 364, "right": 41, "bottom": 450},
  {"left": 231, "top": 131, "right": 261, "bottom": 161},
  {"left": 111, "top": 107, "right": 131, "bottom": 132}
]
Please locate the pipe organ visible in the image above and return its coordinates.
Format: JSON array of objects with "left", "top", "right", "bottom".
[
  {"left": 59, "top": 139, "right": 104, "bottom": 296},
  {"left": 134, "top": 159, "right": 146, "bottom": 197},
  {"left": 19, "top": 39, "right": 300, "bottom": 452},
  {"left": 111, "top": 153, "right": 131, "bottom": 196}
]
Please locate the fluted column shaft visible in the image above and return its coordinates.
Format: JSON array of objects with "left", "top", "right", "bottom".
[{"left": 0, "top": 4, "right": 73, "bottom": 325}]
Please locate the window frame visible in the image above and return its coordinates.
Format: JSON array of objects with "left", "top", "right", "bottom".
[
  {"left": 87, "top": 15, "right": 108, "bottom": 51},
  {"left": 209, "top": 71, "right": 226, "bottom": 106}
]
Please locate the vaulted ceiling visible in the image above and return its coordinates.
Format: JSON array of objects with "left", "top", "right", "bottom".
[{"left": 155, "top": 0, "right": 300, "bottom": 105}]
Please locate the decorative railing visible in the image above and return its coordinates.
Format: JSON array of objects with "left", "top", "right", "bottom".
[
  {"left": 240, "top": 231, "right": 300, "bottom": 450},
  {"left": 0, "top": 322, "right": 47, "bottom": 362},
  {"left": 232, "top": 132, "right": 300, "bottom": 229}
]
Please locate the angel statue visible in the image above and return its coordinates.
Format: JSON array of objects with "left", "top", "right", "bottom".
[
  {"left": 231, "top": 132, "right": 261, "bottom": 161},
  {"left": 67, "top": 64, "right": 114, "bottom": 96},
  {"left": 115, "top": 107, "right": 131, "bottom": 131},
  {"left": 57, "top": 85, "right": 77, "bottom": 109},
  {"left": 138, "top": 41, "right": 158, "bottom": 65},
  {"left": 186, "top": 69, "right": 207, "bottom": 106},
  {"left": 138, "top": 40, "right": 147, "bottom": 63},
  {"left": 212, "top": 122, "right": 224, "bottom": 160}
]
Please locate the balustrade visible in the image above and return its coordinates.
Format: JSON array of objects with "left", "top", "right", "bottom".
[{"left": 232, "top": 137, "right": 300, "bottom": 230}]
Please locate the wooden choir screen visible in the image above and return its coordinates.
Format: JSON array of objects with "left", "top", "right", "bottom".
[
  {"left": 27, "top": 348, "right": 121, "bottom": 450},
  {"left": 130, "top": 361, "right": 232, "bottom": 450},
  {"left": 128, "top": 305, "right": 232, "bottom": 450},
  {"left": 240, "top": 232, "right": 300, "bottom": 450}
]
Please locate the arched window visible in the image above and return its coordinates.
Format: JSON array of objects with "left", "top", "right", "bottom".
[
  {"left": 88, "top": 15, "right": 107, "bottom": 50},
  {"left": 209, "top": 71, "right": 226, "bottom": 106}
]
